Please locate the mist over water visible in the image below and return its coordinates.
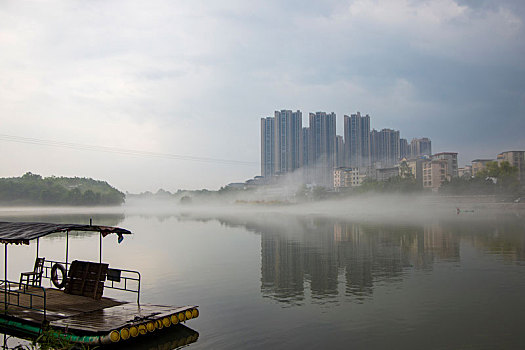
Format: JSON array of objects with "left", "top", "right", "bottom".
[
  {"left": 124, "top": 193, "right": 524, "bottom": 225},
  {"left": 1, "top": 200, "right": 525, "bottom": 349}
]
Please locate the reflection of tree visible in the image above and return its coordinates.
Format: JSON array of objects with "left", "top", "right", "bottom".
[
  {"left": 453, "top": 219, "right": 525, "bottom": 263},
  {"left": 0, "top": 213, "right": 124, "bottom": 226}
]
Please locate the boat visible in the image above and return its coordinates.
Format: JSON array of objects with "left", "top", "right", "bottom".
[{"left": 0, "top": 221, "right": 199, "bottom": 346}]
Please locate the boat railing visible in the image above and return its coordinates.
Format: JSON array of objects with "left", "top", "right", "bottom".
[
  {"left": 0, "top": 280, "right": 47, "bottom": 321},
  {"left": 42, "top": 260, "right": 141, "bottom": 303},
  {"left": 106, "top": 268, "right": 141, "bottom": 304}
]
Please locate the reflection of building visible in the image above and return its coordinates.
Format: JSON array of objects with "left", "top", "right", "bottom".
[
  {"left": 213, "top": 215, "right": 524, "bottom": 307},
  {"left": 219, "top": 216, "right": 464, "bottom": 305},
  {"left": 261, "top": 234, "right": 305, "bottom": 302},
  {"left": 423, "top": 224, "right": 460, "bottom": 261},
  {"left": 497, "top": 151, "right": 525, "bottom": 184}
]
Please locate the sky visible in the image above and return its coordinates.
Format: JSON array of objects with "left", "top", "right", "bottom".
[{"left": 1, "top": 0, "right": 524, "bottom": 192}]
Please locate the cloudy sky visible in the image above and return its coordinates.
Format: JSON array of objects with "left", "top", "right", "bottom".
[{"left": 1, "top": 0, "right": 524, "bottom": 192}]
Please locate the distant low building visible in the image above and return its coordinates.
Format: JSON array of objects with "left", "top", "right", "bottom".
[
  {"left": 497, "top": 151, "right": 525, "bottom": 184},
  {"left": 406, "top": 157, "right": 428, "bottom": 188},
  {"left": 458, "top": 165, "right": 472, "bottom": 178},
  {"left": 226, "top": 182, "right": 246, "bottom": 190},
  {"left": 471, "top": 159, "right": 494, "bottom": 177},
  {"left": 375, "top": 166, "right": 399, "bottom": 182},
  {"left": 333, "top": 167, "right": 366, "bottom": 189},
  {"left": 432, "top": 152, "right": 458, "bottom": 178},
  {"left": 423, "top": 159, "right": 450, "bottom": 191},
  {"left": 244, "top": 176, "right": 267, "bottom": 187}
]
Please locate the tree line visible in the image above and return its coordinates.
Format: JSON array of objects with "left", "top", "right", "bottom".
[
  {"left": 0, "top": 172, "right": 125, "bottom": 206},
  {"left": 440, "top": 161, "right": 520, "bottom": 195}
]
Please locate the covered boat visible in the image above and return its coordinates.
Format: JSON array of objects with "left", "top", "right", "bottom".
[{"left": 0, "top": 221, "right": 199, "bottom": 346}]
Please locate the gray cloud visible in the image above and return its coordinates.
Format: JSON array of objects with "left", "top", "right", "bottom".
[{"left": 0, "top": 0, "right": 523, "bottom": 191}]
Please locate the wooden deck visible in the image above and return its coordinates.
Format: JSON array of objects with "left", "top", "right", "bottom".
[{"left": 1, "top": 287, "right": 197, "bottom": 335}]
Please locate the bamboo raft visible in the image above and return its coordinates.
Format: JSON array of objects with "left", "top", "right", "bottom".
[
  {"left": 0, "top": 222, "right": 200, "bottom": 346},
  {"left": 0, "top": 287, "right": 198, "bottom": 345}
]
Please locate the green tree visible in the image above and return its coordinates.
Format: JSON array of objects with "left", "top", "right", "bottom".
[
  {"left": 399, "top": 160, "right": 413, "bottom": 179},
  {"left": 476, "top": 161, "right": 518, "bottom": 194},
  {"left": 439, "top": 176, "right": 495, "bottom": 195},
  {"left": 312, "top": 186, "right": 329, "bottom": 200},
  {"left": 0, "top": 173, "right": 125, "bottom": 206}
]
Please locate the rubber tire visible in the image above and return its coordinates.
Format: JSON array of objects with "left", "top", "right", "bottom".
[{"left": 51, "top": 263, "right": 66, "bottom": 289}]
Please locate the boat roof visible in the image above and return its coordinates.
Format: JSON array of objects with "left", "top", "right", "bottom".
[{"left": 0, "top": 221, "right": 131, "bottom": 245}]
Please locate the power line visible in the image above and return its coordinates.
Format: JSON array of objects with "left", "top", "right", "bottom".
[{"left": 0, "top": 134, "right": 258, "bottom": 166}]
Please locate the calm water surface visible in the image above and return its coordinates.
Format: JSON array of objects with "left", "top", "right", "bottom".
[{"left": 1, "top": 209, "right": 525, "bottom": 349}]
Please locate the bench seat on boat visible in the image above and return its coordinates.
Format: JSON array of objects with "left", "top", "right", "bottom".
[{"left": 65, "top": 260, "right": 108, "bottom": 300}]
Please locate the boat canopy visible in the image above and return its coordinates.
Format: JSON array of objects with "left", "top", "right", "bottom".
[{"left": 0, "top": 221, "right": 132, "bottom": 245}]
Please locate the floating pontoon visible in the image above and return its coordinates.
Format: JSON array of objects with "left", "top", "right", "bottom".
[{"left": 0, "top": 221, "right": 199, "bottom": 346}]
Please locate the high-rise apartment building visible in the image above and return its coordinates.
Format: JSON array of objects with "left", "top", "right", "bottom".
[
  {"left": 274, "top": 110, "right": 303, "bottom": 175},
  {"left": 372, "top": 128, "right": 400, "bottom": 167},
  {"left": 399, "top": 138, "right": 409, "bottom": 159},
  {"left": 260, "top": 110, "right": 302, "bottom": 178},
  {"left": 344, "top": 112, "right": 370, "bottom": 168},
  {"left": 410, "top": 138, "right": 432, "bottom": 158},
  {"left": 261, "top": 117, "right": 275, "bottom": 178},
  {"left": 336, "top": 135, "right": 344, "bottom": 168},
  {"left": 302, "top": 127, "right": 310, "bottom": 168},
  {"left": 370, "top": 129, "right": 380, "bottom": 167},
  {"left": 261, "top": 109, "right": 433, "bottom": 188},
  {"left": 370, "top": 128, "right": 400, "bottom": 167},
  {"left": 308, "top": 112, "right": 336, "bottom": 186}
]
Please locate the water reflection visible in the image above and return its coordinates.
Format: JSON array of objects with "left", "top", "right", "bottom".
[
  {"left": 0, "top": 212, "right": 125, "bottom": 226},
  {"left": 0, "top": 324, "right": 198, "bottom": 350},
  {"left": 1, "top": 209, "right": 525, "bottom": 349},
  {"left": 210, "top": 214, "right": 525, "bottom": 306},
  {"left": 107, "top": 324, "right": 199, "bottom": 350}
]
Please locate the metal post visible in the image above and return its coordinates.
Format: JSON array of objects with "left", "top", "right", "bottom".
[
  {"left": 65, "top": 231, "right": 69, "bottom": 274},
  {"left": 36, "top": 238, "right": 39, "bottom": 260},
  {"left": 99, "top": 232, "right": 102, "bottom": 264},
  {"left": 4, "top": 243, "right": 7, "bottom": 313}
]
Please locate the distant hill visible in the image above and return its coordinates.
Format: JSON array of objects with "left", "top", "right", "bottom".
[{"left": 0, "top": 172, "right": 125, "bottom": 206}]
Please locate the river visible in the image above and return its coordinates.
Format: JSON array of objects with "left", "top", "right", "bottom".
[{"left": 1, "top": 204, "right": 525, "bottom": 349}]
